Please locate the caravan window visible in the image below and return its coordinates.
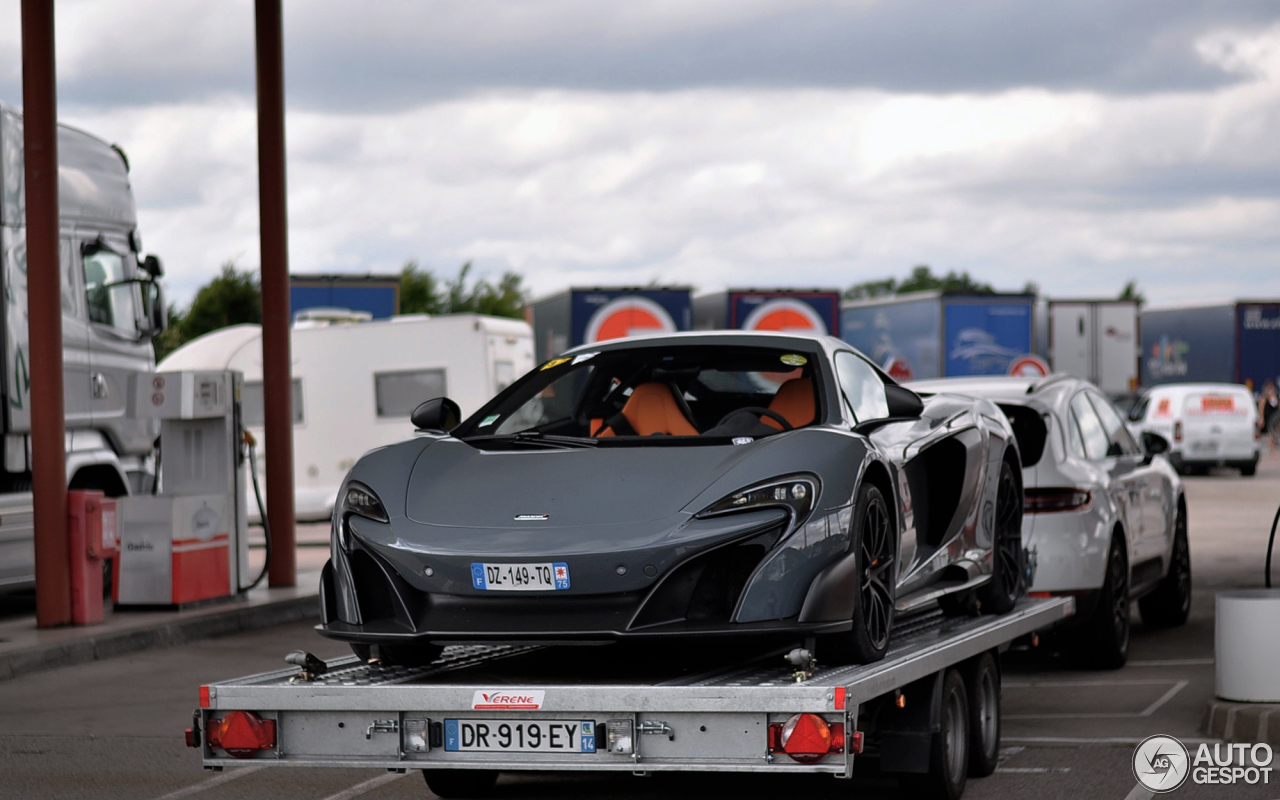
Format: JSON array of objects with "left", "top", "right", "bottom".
[
  {"left": 242, "top": 379, "right": 305, "bottom": 427},
  {"left": 82, "top": 244, "right": 140, "bottom": 336},
  {"left": 375, "top": 369, "right": 447, "bottom": 418}
]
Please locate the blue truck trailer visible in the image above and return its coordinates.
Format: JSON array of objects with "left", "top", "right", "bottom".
[
  {"left": 840, "top": 292, "right": 1037, "bottom": 381},
  {"left": 1140, "top": 301, "right": 1280, "bottom": 390},
  {"left": 530, "top": 287, "right": 692, "bottom": 362},
  {"left": 290, "top": 274, "right": 401, "bottom": 320},
  {"left": 692, "top": 289, "right": 841, "bottom": 337}
]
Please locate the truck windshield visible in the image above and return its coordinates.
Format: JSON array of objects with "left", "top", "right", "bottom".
[
  {"left": 455, "top": 344, "right": 822, "bottom": 445},
  {"left": 83, "top": 245, "right": 141, "bottom": 337}
]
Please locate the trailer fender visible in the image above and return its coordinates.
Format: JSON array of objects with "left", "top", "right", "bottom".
[{"left": 875, "top": 670, "right": 944, "bottom": 774}]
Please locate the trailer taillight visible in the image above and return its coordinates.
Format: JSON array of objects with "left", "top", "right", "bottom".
[
  {"left": 205, "top": 710, "right": 276, "bottom": 758},
  {"left": 1174, "top": 421, "right": 1183, "bottom": 443},
  {"left": 1024, "top": 488, "right": 1092, "bottom": 514},
  {"left": 767, "top": 713, "right": 845, "bottom": 764}
]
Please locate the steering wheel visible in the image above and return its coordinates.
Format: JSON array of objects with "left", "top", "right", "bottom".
[{"left": 715, "top": 406, "right": 793, "bottom": 431}]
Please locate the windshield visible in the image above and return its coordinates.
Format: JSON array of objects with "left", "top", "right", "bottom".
[{"left": 454, "top": 344, "right": 824, "bottom": 445}]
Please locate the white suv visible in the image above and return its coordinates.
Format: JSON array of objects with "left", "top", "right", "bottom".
[{"left": 1128, "top": 383, "right": 1259, "bottom": 476}]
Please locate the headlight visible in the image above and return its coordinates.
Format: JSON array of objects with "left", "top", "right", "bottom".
[
  {"left": 341, "top": 482, "right": 389, "bottom": 523},
  {"left": 697, "top": 474, "right": 819, "bottom": 522}
]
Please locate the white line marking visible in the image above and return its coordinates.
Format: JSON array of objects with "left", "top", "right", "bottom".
[
  {"left": 1003, "top": 736, "right": 1221, "bottom": 746},
  {"left": 1123, "top": 783, "right": 1154, "bottom": 800},
  {"left": 317, "top": 771, "right": 411, "bottom": 800},
  {"left": 1139, "top": 679, "right": 1190, "bottom": 717},
  {"left": 996, "top": 767, "right": 1072, "bottom": 773},
  {"left": 151, "top": 765, "right": 265, "bottom": 800},
  {"left": 1127, "top": 658, "right": 1214, "bottom": 666},
  {"left": 1004, "top": 679, "right": 1181, "bottom": 688}
]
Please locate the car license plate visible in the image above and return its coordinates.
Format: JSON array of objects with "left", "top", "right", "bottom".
[
  {"left": 1190, "top": 441, "right": 1218, "bottom": 453},
  {"left": 471, "top": 562, "right": 570, "bottom": 591},
  {"left": 444, "top": 719, "right": 596, "bottom": 753}
]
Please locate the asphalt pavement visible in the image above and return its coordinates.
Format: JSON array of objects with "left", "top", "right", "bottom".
[{"left": 1, "top": 458, "right": 1278, "bottom": 800}]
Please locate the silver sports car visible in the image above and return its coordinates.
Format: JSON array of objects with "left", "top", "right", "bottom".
[{"left": 319, "top": 332, "right": 1025, "bottom": 666}]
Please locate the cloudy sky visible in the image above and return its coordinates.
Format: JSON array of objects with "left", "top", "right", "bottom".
[{"left": 2, "top": 0, "right": 1279, "bottom": 307}]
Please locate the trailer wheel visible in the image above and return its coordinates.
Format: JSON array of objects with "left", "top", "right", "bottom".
[
  {"left": 962, "top": 652, "right": 1001, "bottom": 777},
  {"left": 898, "top": 669, "right": 969, "bottom": 800},
  {"left": 422, "top": 769, "right": 497, "bottom": 798}
]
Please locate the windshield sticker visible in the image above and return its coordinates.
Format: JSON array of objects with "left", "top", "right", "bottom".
[
  {"left": 780, "top": 354, "right": 808, "bottom": 367},
  {"left": 732, "top": 437, "right": 754, "bottom": 445},
  {"left": 540, "top": 357, "right": 572, "bottom": 371},
  {"left": 571, "top": 351, "right": 599, "bottom": 365},
  {"left": 479, "top": 414, "right": 500, "bottom": 427}
]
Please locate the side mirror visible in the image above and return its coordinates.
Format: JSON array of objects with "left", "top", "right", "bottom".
[
  {"left": 1141, "top": 431, "right": 1169, "bottom": 457},
  {"left": 885, "top": 384, "right": 924, "bottom": 418},
  {"left": 142, "top": 254, "right": 164, "bottom": 278},
  {"left": 142, "top": 281, "right": 167, "bottom": 337},
  {"left": 411, "top": 397, "right": 461, "bottom": 432}
]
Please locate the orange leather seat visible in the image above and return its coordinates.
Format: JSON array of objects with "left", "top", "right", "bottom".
[
  {"left": 595, "top": 383, "right": 699, "bottom": 437},
  {"left": 762, "top": 378, "right": 815, "bottom": 430}
]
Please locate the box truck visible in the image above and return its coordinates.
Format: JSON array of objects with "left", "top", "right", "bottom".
[
  {"left": 0, "top": 103, "right": 166, "bottom": 591},
  {"left": 1140, "top": 301, "right": 1280, "bottom": 390},
  {"left": 692, "top": 289, "right": 841, "bottom": 337},
  {"left": 1048, "top": 300, "right": 1140, "bottom": 394},
  {"left": 158, "top": 312, "right": 534, "bottom": 520},
  {"left": 839, "top": 292, "right": 1037, "bottom": 381},
  {"left": 530, "top": 287, "right": 691, "bottom": 362}
]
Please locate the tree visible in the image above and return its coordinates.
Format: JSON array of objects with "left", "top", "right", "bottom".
[
  {"left": 845, "top": 265, "right": 996, "bottom": 300},
  {"left": 400, "top": 260, "right": 447, "bottom": 315},
  {"left": 401, "top": 260, "right": 528, "bottom": 318},
  {"left": 1118, "top": 280, "right": 1145, "bottom": 307},
  {"left": 154, "top": 263, "right": 260, "bottom": 361}
]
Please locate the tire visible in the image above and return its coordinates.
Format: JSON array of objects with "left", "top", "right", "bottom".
[
  {"left": 977, "top": 459, "right": 1023, "bottom": 615},
  {"left": 1138, "top": 502, "right": 1191, "bottom": 629},
  {"left": 961, "top": 652, "right": 1001, "bottom": 777},
  {"left": 1068, "top": 531, "right": 1130, "bottom": 669},
  {"left": 821, "top": 483, "right": 895, "bottom": 665},
  {"left": 350, "top": 642, "right": 443, "bottom": 667},
  {"left": 1241, "top": 461, "right": 1257, "bottom": 477},
  {"left": 423, "top": 769, "right": 498, "bottom": 798},
  {"left": 898, "top": 669, "right": 970, "bottom": 800}
]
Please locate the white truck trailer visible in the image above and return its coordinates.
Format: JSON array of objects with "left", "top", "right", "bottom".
[
  {"left": 0, "top": 103, "right": 166, "bottom": 590},
  {"left": 159, "top": 313, "right": 534, "bottom": 520},
  {"left": 188, "top": 597, "right": 1072, "bottom": 799}
]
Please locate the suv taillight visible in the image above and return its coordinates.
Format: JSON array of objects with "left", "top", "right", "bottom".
[
  {"left": 1024, "top": 488, "right": 1092, "bottom": 514},
  {"left": 1174, "top": 420, "right": 1183, "bottom": 443}
]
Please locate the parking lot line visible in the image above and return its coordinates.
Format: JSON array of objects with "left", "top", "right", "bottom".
[
  {"left": 1004, "top": 736, "right": 1220, "bottom": 746},
  {"left": 1122, "top": 783, "right": 1155, "bottom": 800},
  {"left": 317, "top": 771, "right": 411, "bottom": 800},
  {"left": 1138, "top": 679, "right": 1190, "bottom": 716},
  {"left": 1003, "top": 678, "right": 1189, "bottom": 720},
  {"left": 150, "top": 765, "right": 265, "bottom": 800},
  {"left": 1126, "top": 658, "right": 1214, "bottom": 666}
]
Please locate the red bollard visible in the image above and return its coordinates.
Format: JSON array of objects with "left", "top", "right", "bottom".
[{"left": 67, "top": 490, "right": 107, "bottom": 625}]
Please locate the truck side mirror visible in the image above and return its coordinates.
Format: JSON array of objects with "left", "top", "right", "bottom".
[
  {"left": 140, "top": 281, "right": 168, "bottom": 338},
  {"left": 411, "top": 397, "right": 461, "bottom": 433},
  {"left": 142, "top": 254, "right": 164, "bottom": 278}
]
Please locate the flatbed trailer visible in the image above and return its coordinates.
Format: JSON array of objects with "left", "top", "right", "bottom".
[{"left": 189, "top": 597, "right": 1072, "bottom": 797}]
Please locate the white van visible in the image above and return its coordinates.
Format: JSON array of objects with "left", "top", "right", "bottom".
[
  {"left": 1129, "top": 383, "right": 1259, "bottom": 475},
  {"left": 159, "top": 312, "right": 534, "bottom": 519}
]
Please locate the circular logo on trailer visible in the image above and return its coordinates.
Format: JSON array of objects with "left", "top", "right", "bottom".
[
  {"left": 583, "top": 296, "right": 678, "bottom": 344},
  {"left": 1008, "top": 354, "right": 1050, "bottom": 377},
  {"left": 1132, "top": 735, "right": 1189, "bottom": 793},
  {"left": 741, "top": 298, "right": 828, "bottom": 335}
]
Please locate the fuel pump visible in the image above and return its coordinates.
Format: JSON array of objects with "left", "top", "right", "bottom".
[{"left": 116, "top": 371, "right": 251, "bottom": 606}]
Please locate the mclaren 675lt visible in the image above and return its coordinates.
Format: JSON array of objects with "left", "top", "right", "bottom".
[{"left": 319, "top": 332, "right": 1025, "bottom": 666}]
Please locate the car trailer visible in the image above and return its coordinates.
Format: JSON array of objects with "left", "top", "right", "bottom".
[{"left": 187, "top": 597, "right": 1072, "bottom": 799}]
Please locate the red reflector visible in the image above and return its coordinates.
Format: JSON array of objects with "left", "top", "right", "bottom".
[
  {"left": 1174, "top": 421, "right": 1183, "bottom": 443},
  {"left": 185, "top": 728, "right": 199, "bottom": 748},
  {"left": 849, "top": 730, "right": 864, "bottom": 755},
  {"left": 1027, "top": 591, "right": 1052, "bottom": 598},
  {"left": 1024, "top": 487, "right": 1092, "bottom": 514},
  {"left": 206, "top": 711, "right": 276, "bottom": 759},
  {"left": 767, "top": 714, "right": 844, "bottom": 764},
  {"left": 833, "top": 686, "right": 846, "bottom": 711},
  {"left": 199, "top": 686, "right": 210, "bottom": 709}
]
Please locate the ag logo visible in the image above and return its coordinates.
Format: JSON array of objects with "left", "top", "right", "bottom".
[{"left": 1133, "top": 735, "right": 1190, "bottom": 792}]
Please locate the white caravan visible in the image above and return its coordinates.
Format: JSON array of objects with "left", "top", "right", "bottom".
[{"left": 159, "top": 313, "right": 534, "bottom": 520}]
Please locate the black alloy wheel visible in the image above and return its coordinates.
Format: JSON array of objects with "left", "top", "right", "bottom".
[
  {"left": 822, "top": 483, "right": 895, "bottom": 664},
  {"left": 1138, "top": 503, "right": 1192, "bottom": 628},
  {"left": 1070, "top": 531, "right": 1130, "bottom": 669},
  {"left": 977, "top": 460, "right": 1023, "bottom": 614}
]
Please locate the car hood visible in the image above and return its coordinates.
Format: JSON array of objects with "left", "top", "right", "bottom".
[{"left": 403, "top": 439, "right": 765, "bottom": 529}]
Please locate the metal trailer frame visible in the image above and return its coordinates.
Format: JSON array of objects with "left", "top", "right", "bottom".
[{"left": 192, "top": 598, "right": 1072, "bottom": 783}]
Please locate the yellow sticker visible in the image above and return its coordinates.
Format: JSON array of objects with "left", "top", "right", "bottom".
[
  {"left": 540, "top": 357, "right": 572, "bottom": 371},
  {"left": 780, "top": 354, "right": 808, "bottom": 366}
]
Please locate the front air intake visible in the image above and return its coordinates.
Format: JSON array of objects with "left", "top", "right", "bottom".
[{"left": 348, "top": 549, "right": 399, "bottom": 624}]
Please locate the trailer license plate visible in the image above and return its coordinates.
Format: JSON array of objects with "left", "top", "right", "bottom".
[
  {"left": 471, "top": 562, "right": 569, "bottom": 591},
  {"left": 444, "top": 720, "right": 596, "bottom": 753}
]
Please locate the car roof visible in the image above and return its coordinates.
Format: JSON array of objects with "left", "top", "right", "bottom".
[
  {"left": 561, "top": 330, "right": 840, "bottom": 356},
  {"left": 1142, "top": 382, "right": 1253, "bottom": 395}
]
